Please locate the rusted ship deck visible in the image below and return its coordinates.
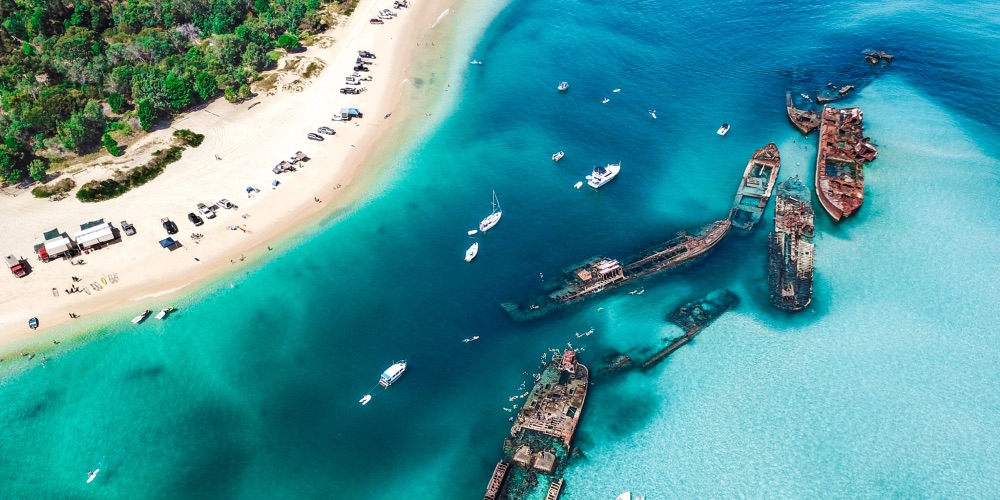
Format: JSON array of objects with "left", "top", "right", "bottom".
[
  {"left": 786, "top": 92, "right": 820, "bottom": 135},
  {"left": 483, "top": 351, "right": 588, "bottom": 500},
  {"left": 730, "top": 142, "right": 781, "bottom": 231},
  {"left": 502, "top": 219, "right": 731, "bottom": 321},
  {"left": 814, "top": 106, "right": 878, "bottom": 220},
  {"left": 641, "top": 290, "right": 738, "bottom": 370},
  {"left": 768, "top": 176, "right": 815, "bottom": 311}
]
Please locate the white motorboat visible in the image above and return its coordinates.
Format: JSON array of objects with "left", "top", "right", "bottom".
[
  {"left": 465, "top": 242, "right": 479, "bottom": 262},
  {"left": 557, "top": 81, "right": 569, "bottom": 91},
  {"left": 574, "top": 181, "right": 583, "bottom": 189},
  {"left": 717, "top": 123, "right": 731, "bottom": 136},
  {"left": 470, "top": 60, "right": 483, "bottom": 65},
  {"left": 479, "top": 190, "right": 502, "bottom": 232},
  {"left": 552, "top": 151, "right": 564, "bottom": 161},
  {"left": 602, "top": 98, "right": 610, "bottom": 103},
  {"left": 649, "top": 109, "right": 657, "bottom": 119},
  {"left": 587, "top": 162, "right": 621, "bottom": 189},
  {"left": 155, "top": 307, "right": 174, "bottom": 320},
  {"left": 379, "top": 360, "right": 407, "bottom": 387},
  {"left": 612, "top": 88, "right": 621, "bottom": 93},
  {"left": 467, "top": 229, "right": 478, "bottom": 236},
  {"left": 131, "top": 309, "right": 150, "bottom": 324},
  {"left": 462, "top": 336, "right": 480, "bottom": 343},
  {"left": 87, "top": 469, "right": 100, "bottom": 484},
  {"left": 359, "top": 394, "right": 372, "bottom": 405}
]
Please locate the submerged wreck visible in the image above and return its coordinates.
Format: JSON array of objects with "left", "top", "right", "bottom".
[
  {"left": 768, "top": 177, "right": 815, "bottom": 311},
  {"left": 865, "top": 51, "right": 894, "bottom": 65},
  {"left": 730, "top": 142, "right": 781, "bottom": 231},
  {"left": 483, "top": 350, "right": 588, "bottom": 500},
  {"left": 640, "top": 290, "right": 738, "bottom": 370},
  {"left": 502, "top": 219, "right": 731, "bottom": 321},
  {"left": 814, "top": 106, "right": 878, "bottom": 220},
  {"left": 786, "top": 92, "right": 820, "bottom": 135}
]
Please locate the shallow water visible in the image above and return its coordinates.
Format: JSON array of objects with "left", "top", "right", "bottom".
[{"left": 2, "top": 0, "right": 999, "bottom": 497}]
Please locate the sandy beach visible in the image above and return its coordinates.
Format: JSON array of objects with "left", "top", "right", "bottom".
[{"left": 0, "top": 0, "right": 460, "bottom": 349}]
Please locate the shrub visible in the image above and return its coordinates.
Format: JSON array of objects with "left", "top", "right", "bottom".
[
  {"left": 276, "top": 33, "right": 300, "bottom": 51},
  {"left": 107, "top": 93, "right": 127, "bottom": 114},
  {"left": 31, "top": 178, "right": 76, "bottom": 198},
  {"left": 76, "top": 146, "right": 185, "bottom": 202},
  {"left": 172, "top": 129, "right": 204, "bottom": 147},
  {"left": 28, "top": 159, "right": 47, "bottom": 182}
]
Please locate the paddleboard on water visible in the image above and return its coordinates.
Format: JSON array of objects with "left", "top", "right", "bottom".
[{"left": 87, "top": 469, "right": 100, "bottom": 483}]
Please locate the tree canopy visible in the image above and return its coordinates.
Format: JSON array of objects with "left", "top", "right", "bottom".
[{"left": 0, "top": 0, "right": 340, "bottom": 183}]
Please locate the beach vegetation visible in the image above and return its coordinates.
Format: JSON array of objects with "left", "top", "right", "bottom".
[
  {"left": 31, "top": 178, "right": 76, "bottom": 198},
  {"left": 172, "top": 129, "right": 205, "bottom": 147},
  {"left": 76, "top": 145, "right": 185, "bottom": 202},
  {"left": 28, "top": 159, "right": 48, "bottom": 182},
  {"left": 102, "top": 134, "right": 123, "bottom": 156},
  {"left": 0, "top": 0, "right": 344, "bottom": 183}
]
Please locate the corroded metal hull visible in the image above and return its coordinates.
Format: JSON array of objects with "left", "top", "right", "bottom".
[
  {"left": 786, "top": 92, "right": 820, "bottom": 135},
  {"left": 768, "top": 176, "right": 815, "bottom": 311},
  {"left": 502, "top": 219, "right": 731, "bottom": 321},
  {"left": 730, "top": 142, "right": 781, "bottom": 231},
  {"left": 814, "top": 106, "right": 876, "bottom": 221}
]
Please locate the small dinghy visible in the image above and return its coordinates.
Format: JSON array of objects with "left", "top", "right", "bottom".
[
  {"left": 86, "top": 469, "right": 100, "bottom": 484},
  {"left": 574, "top": 181, "right": 583, "bottom": 189},
  {"left": 602, "top": 98, "right": 610, "bottom": 103},
  {"left": 467, "top": 229, "right": 478, "bottom": 236},
  {"left": 612, "top": 88, "right": 621, "bottom": 93},
  {"left": 717, "top": 123, "right": 731, "bottom": 136},
  {"left": 552, "top": 151, "right": 564, "bottom": 161},
  {"left": 360, "top": 394, "right": 372, "bottom": 405},
  {"left": 131, "top": 309, "right": 150, "bottom": 324}
]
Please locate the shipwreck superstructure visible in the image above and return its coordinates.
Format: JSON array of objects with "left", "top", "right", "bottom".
[
  {"left": 503, "top": 219, "right": 731, "bottom": 321},
  {"left": 483, "top": 350, "right": 589, "bottom": 500},
  {"left": 814, "top": 106, "right": 878, "bottom": 220},
  {"left": 730, "top": 142, "right": 781, "bottom": 231},
  {"left": 786, "top": 92, "right": 820, "bottom": 135},
  {"left": 768, "top": 176, "right": 815, "bottom": 311}
]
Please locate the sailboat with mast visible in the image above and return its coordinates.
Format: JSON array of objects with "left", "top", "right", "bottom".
[{"left": 479, "top": 190, "right": 503, "bottom": 232}]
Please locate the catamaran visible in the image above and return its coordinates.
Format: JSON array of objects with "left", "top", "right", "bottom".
[
  {"left": 379, "top": 360, "right": 407, "bottom": 387},
  {"left": 465, "top": 242, "right": 479, "bottom": 262},
  {"left": 479, "top": 190, "right": 502, "bottom": 232},
  {"left": 131, "top": 309, "right": 150, "bottom": 324},
  {"left": 587, "top": 162, "right": 621, "bottom": 189}
]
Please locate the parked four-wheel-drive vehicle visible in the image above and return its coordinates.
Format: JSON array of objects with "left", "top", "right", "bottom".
[
  {"left": 369, "top": 18, "right": 384, "bottom": 24},
  {"left": 307, "top": 132, "right": 324, "bottom": 141},
  {"left": 120, "top": 220, "right": 137, "bottom": 236},
  {"left": 4, "top": 254, "right": 28, "bottom": 277},
  {"left": 218, "top": 199, "right": 237, "bottom": 210},
  {"left": 188, "top": 212, "right": 204, "bottom": 226},
  {"left": 197, "top": 203, "right": 216, "bottom": 219},
  {"left": 359, "top": 51, "right": 376, "bottom": 59},
  {"left": 317, "top": 126, "right": 335, "bottom": 135},
  {"left": 161, "top": 218, "right": 179, "bottom": 235}
]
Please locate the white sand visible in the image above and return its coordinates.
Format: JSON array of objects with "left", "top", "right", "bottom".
[{"left": 0, "top": 0, "right": 459, "bottom": 346}]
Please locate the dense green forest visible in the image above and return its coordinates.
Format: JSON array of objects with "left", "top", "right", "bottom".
[{"left": 0, "top": 0, "right": 347, "bottom": 184}]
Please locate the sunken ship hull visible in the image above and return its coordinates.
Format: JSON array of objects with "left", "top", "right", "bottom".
[
  {"left": 502, "top": 219, "right": 732, "bottom": 321},
  {"left": 483, "top": 351, "right": 588, "bottom": 500},
  {"left": 786, "top": 92, "right": 820, "bottom": 135},
  {"left": 730, "top": 142, "right": 781, "bottom": 231},
  {"left": 768, "top": 176, "right": 815, "bottom": 311},
  {"left": 814, "top": 106, "right": 878, "bottom": 221}
]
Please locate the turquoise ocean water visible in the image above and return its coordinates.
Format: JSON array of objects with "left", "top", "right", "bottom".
[{"left": 2, "top": 0, "right": 999, "bottom": 497}]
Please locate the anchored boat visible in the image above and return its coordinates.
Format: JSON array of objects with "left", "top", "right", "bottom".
[
  {"left": 465, "top": 242, "right": 479, "bottom": 262},
  {"left": 717, "top": 123, "right": 730, "bottom": 136},
  {"left": 552, "top": 151, "right": 564, "bottom": 161},
  {"left": 479, "top": 190, "right": 502, "bottom": 232},
  {"left": 557, "top": 81, "right": 569, "bottom": 91},
  {"left": 587, "top": 162, "right": 621, "bottom": 189},
  {"left": 730, "top": 142, "right": 781, "bottom": 231},
  {"left": 379, "top": 360, "right": 407, "bottom": 387},
  {"left": 768, "top": 176, "right": 815, "bottom": 311}
]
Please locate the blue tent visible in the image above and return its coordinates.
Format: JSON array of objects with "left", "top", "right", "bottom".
[{"left": 159, "top": 237, "right": 177, "bottom": 249}]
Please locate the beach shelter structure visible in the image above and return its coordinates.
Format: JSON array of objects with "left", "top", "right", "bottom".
[
  {"left": 337, "top": 108, "right": 363, "bottom": 120},
  {"left": 37, "top": 228, "right": 76, "bottom": 261},
  {"left": 74, "top": 219, "right": 118, "bottom": 250},
  {"left": 158, "top": 237, "right": 181, "bottom": 251}
]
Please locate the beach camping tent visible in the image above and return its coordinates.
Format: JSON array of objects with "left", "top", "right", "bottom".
[
  {"left": 158, "top": 238, "right": 181, "bottom": 251},
  {"left": 41, "top": 228, "right": 75, "bottom": 259},
  {"left": 74, "top": 220, "right": 117, "bottom": 249}
]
